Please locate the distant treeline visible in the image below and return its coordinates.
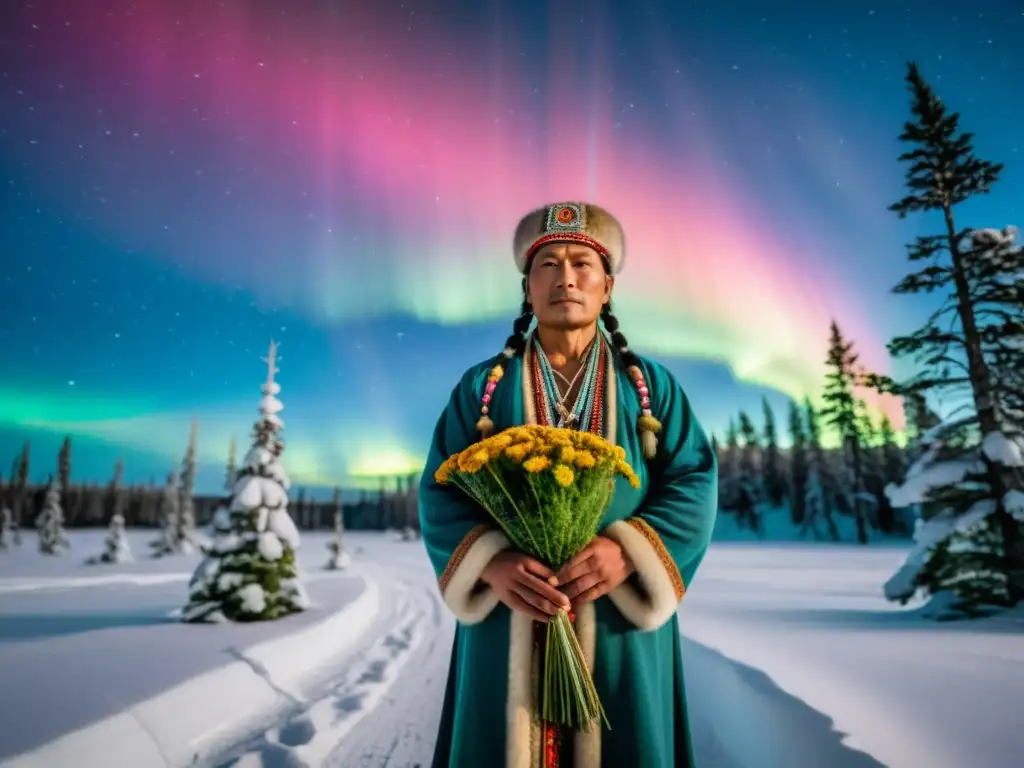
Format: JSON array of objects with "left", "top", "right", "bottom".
[{"left": 0, "top": 471, "right": 420, "bottom": 533}]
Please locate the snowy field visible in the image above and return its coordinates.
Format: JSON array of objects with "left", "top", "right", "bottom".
[{"left": 0, "top": 530, "right": 1020, "bottom": 768}]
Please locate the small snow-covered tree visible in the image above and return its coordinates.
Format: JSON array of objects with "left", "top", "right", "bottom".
[
  {"left": 88, "top": 458, "right": 132, "bottom": 564},
  {"left": 182, "top": 340, "right": 309, "bottom": 623},
  {"left": 150, "top": 470, "right": 180, "bottom": 556},
  {"left": 176, "top": 419, "right": 199, "bottom": 554},
  {"left": 0, "top": 504, "right": 13, "bottom": 550},
  {"left": 87, "top": 512, "right": 133, "bottom": 564},
  {"left": 36, "top": 479, "right": 69, "bottom": 554},
  {"left": 878, "top": 63, "right": 1024, "bottom": 617},
  {"left": 12, "top": 441, "right": 29, "bottom": 544},
  {"left": 326, "top": 488, "right": 350, "bottom": 570}
]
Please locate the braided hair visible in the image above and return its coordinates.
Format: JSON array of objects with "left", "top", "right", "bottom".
[
  {"left": 600, "top": 302, "right": 661, "bottom": 458},
  {"left": 474, "top": 279, "right": 532, "bottom": 438},
  {"left": 476, "top": 261, "right": 662, "bottom": 459}
]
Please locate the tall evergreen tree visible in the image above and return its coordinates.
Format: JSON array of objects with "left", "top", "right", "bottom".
[
  {"left": 13, "top": 441, "right": 29, "bottom": 541},
  {"left": 878, "top": 416, "right": 908, "bottom": 490},
  {"left": 325, "top": 486, "right": 349, "bottom": 570},
  {"left": 225, "top": 436, "right": 238, "bottom": 494},
  {"left": 183, "top": 340, "right": 308, "bottom": 622},
  {"left": 822, "top": 320, "right": 873, "bottom": 544},
  {"left": 734, "top": 411, "right": 763, "bottom": 534},
  {"left": 761, "top": 396, "right": 786, "bottom": 507},
  {"left": 718, "top": 419, "right": 740, "bottom": 511},
  {"left": 150, "top": 469, "right": 180, "bottom": 556},
  {"left": 57, "top": 436, "right": 72, "bottom": 523},
  {"left": 177, "top": 419, "right": 199, "bottom": 553},
  {"left": 875, "top": 415, "right": 909, "bottom": 534},
  {"left": 879, "top": 62, "right": 1024, "bottom": 617},
  {"left": 787, "top": 400, "right": 809, "bottom": 525},
  {"left": 105, "top": 458, "right": 124, "bottom": 522},
  {"left": 802, "top": 398, "right": 840, "bottom": 541}
]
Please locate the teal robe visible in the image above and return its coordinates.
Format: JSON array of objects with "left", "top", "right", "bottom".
[{"left": 419, "top": 347, "right": 718, "bottom": 767}]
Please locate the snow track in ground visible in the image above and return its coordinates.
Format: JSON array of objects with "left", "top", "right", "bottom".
[{"left": 209, "top": 558, "right": 446, "bottom": 768}]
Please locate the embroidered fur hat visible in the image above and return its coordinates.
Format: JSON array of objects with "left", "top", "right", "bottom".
[{"left": 512, "top": 202, "right": 626, "bottom": 274}]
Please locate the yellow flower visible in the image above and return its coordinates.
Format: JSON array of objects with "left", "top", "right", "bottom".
[
  {"left": 434, "top": 455, "right": 457, "bottom": 483},
  {"left": 458, "top": 448, "right": 490, "bottom": 474},
  {"left": 574, "top": 431, "right": 611, "bottom": 456},
  {"left": 523, "top": 455, "right": 551, "bottom": 473},
  {"left": 558, "top": 445, "right": 576, "bottom": 464},
  {"left": 504, "top": 426, "right": 529, "bottom": 442},
  {"left": 548, "top": 431, "right": 572, "bottom": 447},
  {"left": 613, "top": 445, "right": 626, "bottom": 461},
  {"left": 505, "top": 442, "right": 533, "bottom": 463},
  {"left": 486, "top": 434, "right": 513, "bottom": 457},
  {"left": 616, "top": 460, "right": 641, "bottom": 488},
  {"left": 552, "top": 463, "right": 575, "bottom": 487},
  {"left": 573, "top": 450, "right": 597, "bottom": 469}
]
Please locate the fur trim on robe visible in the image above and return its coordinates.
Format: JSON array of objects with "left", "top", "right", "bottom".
[
  {"left": 439, "top": 524, "right": 513, "bottom": 625},
  {"left": 604, "top": 517, "right": 685, "bottom": 631}
]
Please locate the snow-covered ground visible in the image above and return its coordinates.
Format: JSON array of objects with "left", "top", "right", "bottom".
[{"left": 1, "top": 529, "right": 1020, "bottom": 768}]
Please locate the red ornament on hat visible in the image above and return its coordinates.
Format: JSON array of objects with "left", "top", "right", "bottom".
[{"left": 555, "top": 206, "right": 576, "bottom": 224}]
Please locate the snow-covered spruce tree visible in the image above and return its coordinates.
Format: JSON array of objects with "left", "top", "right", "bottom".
[
  {"left": 182, "top": 340, "right": 309, "bottom": 623},
  {"left": 150, "top": 470, "right": 179, "bottom": 556},
  {"left": 734, "top": 411, "right": 764, "bottom": 535},
  {"left": 0, "top": 504, "right": 13, "bottom": 550},
  {"left": 326, "top": 488, "right": 350, "bottom": 570},
  {"left": 878, "top": 63, "right": 1024, "bottom": 617},
  {"left": 225, "top": 436, "right": 238, "bottom": 494},
  {"left": 57, "top": 435, "right": 72, "bottom": 524},
  {"left": 88, "top": 459, "right": 132, "bottom": 564},
  {"left": 761, "top": 396, "right": 787, "bottom": 507},
  {"left": 12, "top": 441, "right": 29, "bottom": 546},
  {"left": 801, "top": 398, "right": 840, "bottom": 541},
  {"left": 36, "top": 478, "right": 70, "bottom": 554},
  {"left": 822, "top": 320, "right": 875, "bottom": 544},
  {"left": 104, "top": 458, "right": 124, "bottom": 521},
  {"left": 175, "top": 419, "right": 199, "bottom": 554},
  {"left": 87, "top": 511, "right": 133, "bottom": 564},
  {"left": 787, "top": 399, "right": 809, "bottom": 526}
]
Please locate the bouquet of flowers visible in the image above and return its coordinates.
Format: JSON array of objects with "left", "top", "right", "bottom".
[{"left": 435, "top": 424, "right": 640, "bottom": 731}]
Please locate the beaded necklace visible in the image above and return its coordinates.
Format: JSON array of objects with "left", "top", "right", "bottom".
[{"left": 531, "top": 332, "right": 605, "bottom": 430}]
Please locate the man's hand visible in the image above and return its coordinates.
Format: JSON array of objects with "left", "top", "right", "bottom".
[
  {"left": 555, "top": 535, "right": 634, "bottom": 608},
  {"left": 481, "top": 551, "right": 572, "bottom": 622}
]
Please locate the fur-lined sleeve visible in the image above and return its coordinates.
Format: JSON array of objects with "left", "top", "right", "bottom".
[
  {"left": 605, "top": 360, "right": 718, "bottom": 631},
  {"left": 419, "top": 366, "right": 512, "bottom": 625}
]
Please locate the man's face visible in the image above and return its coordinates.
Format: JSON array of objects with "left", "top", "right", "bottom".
[{"left": 526, "top": 243, "right": 612, "bottom": 330}]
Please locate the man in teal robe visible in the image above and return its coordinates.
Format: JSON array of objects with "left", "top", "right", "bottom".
[{"left": 419, "top": 202, "right": 718, "bottom": 767}]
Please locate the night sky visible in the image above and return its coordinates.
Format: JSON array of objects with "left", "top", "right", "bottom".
[{"left": 1, "top": 1, "right": 1021, "bottom": 494}]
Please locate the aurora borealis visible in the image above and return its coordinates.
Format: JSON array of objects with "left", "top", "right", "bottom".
[{"left": 1, "top": 1, "right": 1021, "bottom": 492}]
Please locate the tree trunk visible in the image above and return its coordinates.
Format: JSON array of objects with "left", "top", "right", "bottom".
[{"left": 943, "top": 202, "right": 1020, "bottom": 601}]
